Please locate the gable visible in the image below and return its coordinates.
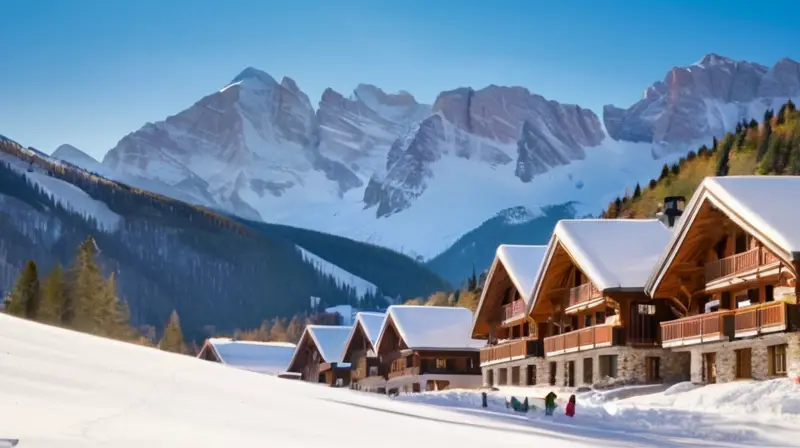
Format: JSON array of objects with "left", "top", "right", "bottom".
[
  {"left": 375, "top": 315, "right": 406, "bottom": 356},
  {"left": 528, "top": 239, "right": 584, "bottom": 319},
  {"left": 647, "top": 180, "right": 800, "bottom": 299},
  {"left": 286, "top": 330, "right": 316, "bottom": 373},
  {"left": 341, "top": 321, "right": 370, "bottom": 363}
]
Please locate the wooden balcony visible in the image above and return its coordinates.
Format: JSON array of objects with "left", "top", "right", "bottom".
[
  {"left": 661, "top": 311, "right": 734, "bottom": 347},
  {"left": 733, "top": 301, "right": 788, "bottom": 338},
  {"left": 566, "top": 283, "right": 603, "bottom": 312},
  {"left": 543, "top": 325, "right": 615, "bottom": 357},
  {"left": 479, "top": 338, "right": 544, "bottom": 366},
  {"left": 387, "top": 366, "right": 419, "bottom": 379},
  {"left": 704, "top": 247, "right": 781, "bottom": 284},
  {"left": 502, "top": 300, "right": 526, "bottom": 322}
]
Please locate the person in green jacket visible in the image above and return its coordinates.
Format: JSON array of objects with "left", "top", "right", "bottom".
[{"left": 544, "top": 391, "right": 557, "bottom": 416}]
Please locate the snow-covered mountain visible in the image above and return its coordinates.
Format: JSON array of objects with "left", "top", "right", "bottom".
[
  {"left": 54, "top": 54, "right": 799, "bottom": 271},
  {"left": 604, "top": 54, "right": 800, "bottom": 144}
]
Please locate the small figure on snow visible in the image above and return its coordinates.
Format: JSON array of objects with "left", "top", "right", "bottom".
[
  {"left": 544, "top": 391, "right": 557, "bottom": 416},
  {"left": 565, "top": 394, "right": 576, "bottom": 417}
]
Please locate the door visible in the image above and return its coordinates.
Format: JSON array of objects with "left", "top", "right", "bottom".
[
  {"left": 583, "top": 358, "right": 593, "bottom": 385},
  {"left": 526, "top": 365, "right": 536, "bottom": 385},
  {"left": 645, "top": 357, "right": 660, "bottom": 383},
  {"left": 704, "top": 352, "right": 716, "bottom": 383}
]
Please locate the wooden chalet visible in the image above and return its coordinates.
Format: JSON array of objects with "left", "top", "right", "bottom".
[
  {"left": 471, "top": 244, "right": 548, "bottom": 387},
  {"left": 646, "top": 176, "right": 800, "bottom": 383},
  {"left": 285, "top": 325, "right": 353, "bottom": 387},
  {"left": 527, "top": 219, "right": 689, "bottom": 387},
  {"left": 341, "top": 312, "right": 387, "bottom": 393},
  {"left": 374, "top": 305, "right": 485, "bottom": 394},
  {"left": 196, "top": 338, "right": 296, "bottom": 375}
]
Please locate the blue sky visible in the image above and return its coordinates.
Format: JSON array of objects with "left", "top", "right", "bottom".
[{"left": 2, "top": 0, "right": 799, "bottom": 160}]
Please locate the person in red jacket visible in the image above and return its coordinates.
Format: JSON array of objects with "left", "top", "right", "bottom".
[{"left": 565, "top": 394, "right": 576, "bottom": 417}]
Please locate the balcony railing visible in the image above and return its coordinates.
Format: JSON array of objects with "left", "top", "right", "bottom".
[
  {"left": 705, "top": 247, "right": 781, "bottom": 283},
  {"left": 543, "top": 325, "right": 615, "bottom": 356},
  {"left": 480, "top": 338, "right": 544, "bottom": 365},
  {"left": 387, "top": 366, "right": 419, "bottom": 379},
  {"left": 733, "top": 301, "right": 788, "bottom": 337},
  {"left": 503, "top": 300, "right": 526, "bottom": 322},
  {"left": 661, "top": 310, "right": 734, "bottom": 347},
  {"left": 568, "top": 283, "right": 603, "bottom": 309}
]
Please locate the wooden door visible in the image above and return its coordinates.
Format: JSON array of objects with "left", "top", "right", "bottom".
[{"left": 704, "top": 352, "right": 716, "bottom": 383}]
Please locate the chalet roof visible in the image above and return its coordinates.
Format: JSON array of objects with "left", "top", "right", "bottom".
[
  {"left": 646, "top": 175, "right": 800, "bottom": 294},
  {"left": 200, "top": 338, "right": 296, "bottom": 375},
  {"left": 528, "top": 219, "right": 671, "bottom": 313},
  {"left": 471, "top": 245, "right": 547, "bottom": 335},
  {"left": 305, "top": 325, "right": 352, "bottom": 364},
  {"left": 342, "top": 312, "right": 386, "bottom": 357},
  {"left": 375, "top": 305, "right": 486, "bottom": 352}
]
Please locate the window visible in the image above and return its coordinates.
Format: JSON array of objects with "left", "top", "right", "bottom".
[
  {"left": 595, "top": 311, "right": 606, "bottom": 325},
  {"left": 765, "top": 284, "right": 775, "bottom": 303},
  {"left": 599, "top": 355, "right": 618, "bottom": 378},
  {"left": 769, "top": 344, "right": 787, "bottom": 376},
  {"left": 584, "top": 314, "right": 592, "bottom": 327},
  {"left": 436, "top": 358, "right": 446, "bottom": 369},
  {"left": 583, "top": 358, "right": 593, "bottom": 384},
  {"left": 511, "top": 366, "right": 521, "bottom": 385},
  {"left": 735, "top": 348, "right": 752, "bottom": 379},
  {"left": 368, "top": 366, "right": 378, "bottom": 376},
  {"left": 527, "top": 365, "right": 537, "bottom": 385},
  {"left": 638, "top": 304, "right": 656, "bottom": 315},
  {"left": 548, "top": 362, "right": 557, "bottom": 385}
]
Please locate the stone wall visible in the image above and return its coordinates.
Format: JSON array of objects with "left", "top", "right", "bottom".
[
  {"left": 481, "top": 357, "right": 552, "bottom": 387},
  {"left": 546, "top": 346, "right": 689, "bottom": 387},
  {"left": 684, "top": 333, "right": 798, "bottom": 384}
]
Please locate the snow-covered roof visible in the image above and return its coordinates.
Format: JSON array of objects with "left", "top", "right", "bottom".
[
  {"left": 496, "top": 245, "right": 548, "bottom": 304},
  {"left": 375, "top": 305, "right": 486, "bottom": 352},
  {"left": 342, "top": 312, "right": 386, "bottom": 359},
  {"left": 646, "top": 176, "right": 800, "bottom": 295},
  {"left": 299, "top": 325, "right": 352, "bottom": 364},
  {"left": 703, "top": 176, "right": 800, "bottom": 255},
  {"left": 531, "top": 219, "right": 671, "bottom": 304},
  {"left": 202, "top": 339, "right": 296, "bottom": 375}
]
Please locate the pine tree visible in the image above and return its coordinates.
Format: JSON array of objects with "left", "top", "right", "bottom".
[
  {"left": 757, "top": 122, "right": 772, "bottom": 162},
  {"left": 5, "top": 260, "right": 41, "bottom": 319},
  {"left": 613, "top": 197, "right": 622, "bottom": 218},
  {"left": 633, "top": 183, "right": 641, "bottom": 199},
  {"left": 68, "top": 237, "right": 106, "bottom": 331},
  {"left": 712, "top": 136, "right": 718, "bottom": 152},
  {"left": 659, "top": 164, "right": 670, "bottom": 180},
  {"left": 269, "top": 317, "right": 288, "bottom": 342},
  {"left": 40, "top": 265, "right": 66, "bottom": 323},
  {"left": 648, "top": 179, "right": 657, "bottom": 190},
  {"left": 748, "top": 119, "right": 759, "bottom": 129},
  {"left": 715, "top": 136, "right": 734, "bottom": 176},
  {"left": 467, "top": 265, "right": 478, "bottom": 291},
  {"left": 758, "top": 136, "right": 784, "bottom": 174},
  {"left": 158, "top": 310, "right": 188, "bottom": 354}
]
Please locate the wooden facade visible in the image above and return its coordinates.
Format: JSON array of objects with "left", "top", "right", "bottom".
[
  {"left": 377, "top": 314, "right": 481, "bottom": 393},
  {"left": 286, "top": 329, "right": 351, "bottom": 387},
  {"left": 649, "top": 195, "right": 800, "bottom": 354},
  {"left": 341, "top": 316, "right": 385, "bottom": 391},
  {"left": 472, "top": 250, "right": 544, "bottom": 369},
  {"left": 530, "top": 240, "right": 669, "bottom": 359}
]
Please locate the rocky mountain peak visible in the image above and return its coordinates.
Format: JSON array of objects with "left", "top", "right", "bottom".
[
  {"left": 604, "top": 54, "right": 800, "bottom": 143},
  {"left": 353, "top": 84, "right": 419, "bottom": 108},
  {"left": 228, "top": 67, "right": 278, "bottom": 90}
]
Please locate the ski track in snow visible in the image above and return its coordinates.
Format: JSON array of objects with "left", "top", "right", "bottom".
[
  {"left": 0, "top": 314, "right": 796, "bottom": 447},
  {"left": 296, "top": 245, "right": 378, "bottom": 298}
]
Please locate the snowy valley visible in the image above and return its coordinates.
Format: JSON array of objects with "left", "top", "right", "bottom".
[
  {"left": 50, "top": 54, "right": 800, "bottom": 284},
  {"left": 2, "top": 312, "right": 800, "bottom": 447}
]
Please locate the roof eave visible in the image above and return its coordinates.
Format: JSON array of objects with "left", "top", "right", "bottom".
[
  {"left": 470, "top": 256, "right": 501, "bottom": 337},
  {"left": 525, "top": 233, "right": 560, "bottom": 317}
]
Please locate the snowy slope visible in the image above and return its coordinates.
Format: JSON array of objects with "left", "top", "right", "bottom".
[
  {"left": 296, "top": 245, "right": 378, "bottom": 298},
  {"left": 0, "top": 313, "right": 788, "bottom": 447},
  {"left": 0, "top": 151, "right": 121, "bottom": 232}
]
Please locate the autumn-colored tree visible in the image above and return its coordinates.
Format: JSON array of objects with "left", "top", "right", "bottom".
[{"left": 158, "top": 310, "right": 189, "bottom": 354}]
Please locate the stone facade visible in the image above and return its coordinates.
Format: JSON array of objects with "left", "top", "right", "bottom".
[
  {"left": 682, "top": 332, "right": 800, "bottom": 384},
  {"left": 482, "top": 347, "right": 690, "bottom": 389},
  {"left": 481, "top": 357, "right": 552, "bottom": 387},
  {"left": 547, "top": 346, "right": 689, "bottom": 387}
]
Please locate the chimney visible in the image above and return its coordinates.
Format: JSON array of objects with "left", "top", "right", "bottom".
[{"left": 658, "top": 196, "right": 686, "bottom": 227}]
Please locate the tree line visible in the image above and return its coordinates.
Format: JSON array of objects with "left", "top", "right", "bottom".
[{"left": 601, "top": 100, "right": 799, "bottom": 219}]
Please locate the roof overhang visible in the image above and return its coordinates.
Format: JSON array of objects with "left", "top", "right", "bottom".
[{"left": 645, "top": 183, "right": 797, "bottom": 297}]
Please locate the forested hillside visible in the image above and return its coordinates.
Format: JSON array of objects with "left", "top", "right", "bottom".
[
  {"left": 0, "top": 135, "right": 448, "bottom": 341},
  {"left": 601, "top": 101, "right": 799, "bottom": 218}
]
